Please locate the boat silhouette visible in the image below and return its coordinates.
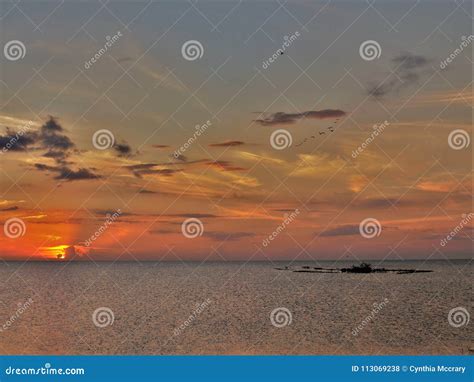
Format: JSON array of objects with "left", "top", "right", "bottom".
[{"left": 276, "top": 262, "right": 432, "bottom": 274}]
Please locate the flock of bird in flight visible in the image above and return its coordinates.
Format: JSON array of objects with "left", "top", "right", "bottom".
[{"left": 294, "top": 119, "right": 340, "bottom": 147}]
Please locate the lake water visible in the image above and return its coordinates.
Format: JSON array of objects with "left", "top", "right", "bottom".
[{"left": 0, "top": 260, "right": 471, "bottom": 354}]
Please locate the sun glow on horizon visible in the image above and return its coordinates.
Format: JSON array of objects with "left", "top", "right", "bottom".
[{"left": 41, "top": 245, "right": 70, "bottom": 259}]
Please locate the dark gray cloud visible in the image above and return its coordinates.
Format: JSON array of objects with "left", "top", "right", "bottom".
[
  {"left": 1, "top": 117, "right": 102, "bottom": 182},
  {"left": 254, "top": 109, "right": 346, "bottom": 126},
  {"left": 123, "top": 157, "right": 247, "bottom": 177},
  {"left": 0, "top": 128, "right": 38, "bottom": 152},
  {"left": 123, "top": 162, "right": 183, "bottom": 178},
  {"left": 43, "top": 149, "right": 71, "bottom": 165},
  {"left": 42, "top": 117, "right": 64, "bottom": 132},
  {"left": 205, "top": 231, "right": 254, "bottom": 241},
  {"left": 172, "top": 154, "right": 188, "bottom": 162},
  {"left": 58, "top": 168, "right": 101, "bottom": 181},
  {"left": 35, "top": 163, "right": 101, "bottom": 181},
  {"left": 34, "top": 163, "right": 59, "bottom": 172},
  {"left": 392, "top": 54, "right": 430, "bottom": 71},
  {"left": 125, "top": 163, "right": 157, "bottom": 171},
  {"left": 40, "top": 117, "right": 75, "bottom": 165},
  {"left": 0, "top": 206, "right": 19, "bottom": 212},
  {"left": 138, "top": 189, "right": 158, "bottom": 194},
  {"left": 167, "top": 213, "right": 219, "bottom": 219},
  {"left": 41, "top": 130, "right": 74, "bottom": 151},
  {"left": 113, "top": 142, "right": 133, "bottom": 157},
  {"left": 367, "top": 53, "right": 432, "bottom": 99},
  {"left": 209, "top": 141, "right": 245, "bottom": 147},
  {"left": 1, "top": 116, "right": 76, "bottom": 166},
  {"left": 133, "top": 168, "right": 182, "bottom": 178},
  {"left": 205, "top": 160, "right": 247, "bottom": 172}
]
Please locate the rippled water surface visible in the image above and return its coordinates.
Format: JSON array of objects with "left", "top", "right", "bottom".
[{"left": 0, "top": 260, "right": 471, "bottom": 354}]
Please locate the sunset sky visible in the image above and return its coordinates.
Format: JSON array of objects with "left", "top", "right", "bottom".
[{"left": 0, "top": 1, "right": 472, "bottom": 261}]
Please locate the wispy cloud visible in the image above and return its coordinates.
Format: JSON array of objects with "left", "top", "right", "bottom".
[
  {"left": 320, "top": 224, "right": 360, "bottom": 237},
  {"left": 367, "top": 53, "right": 432, "bottom": 99}
]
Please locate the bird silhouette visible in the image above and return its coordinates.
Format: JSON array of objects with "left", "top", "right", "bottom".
[{"left": 295, "top": 138, "right": 308, "bottom": 147}]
